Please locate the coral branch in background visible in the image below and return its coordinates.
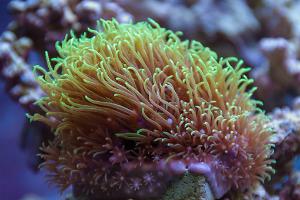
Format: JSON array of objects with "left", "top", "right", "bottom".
[
  {"left": 252, "top": 38, "right": 300, "bottom": 109},
  {"left": 0, "top": 31, "right": 43, "bottom": 112},
  {"left": 8, "top": 0, "right": 132, "bottom": 56},
  {"left": 250, "top": 0, "right": 300, "bottom": 109},
  {"left": 117, "top": 0, "right": 258, "bottom": 40}
]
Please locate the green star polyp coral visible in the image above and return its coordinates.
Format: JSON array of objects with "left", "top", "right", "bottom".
[{"left": 31, "top": 19, "right": 274, "bottom": 199}]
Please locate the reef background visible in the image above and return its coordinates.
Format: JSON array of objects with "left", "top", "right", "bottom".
[
  {"left": 1, "top": 0, "right": 300, "bottom": 200},
  {"left": 0, "top": 1, "right": 59, "bottom": 200}
]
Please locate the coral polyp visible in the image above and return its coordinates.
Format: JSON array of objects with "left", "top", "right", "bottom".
[{"left": 31, "top": 19, "right": 274, "bottom": 199}]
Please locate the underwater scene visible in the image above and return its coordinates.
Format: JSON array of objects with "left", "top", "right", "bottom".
[{"left": 1, "top": 0, "right": 300, "bottom": 200}]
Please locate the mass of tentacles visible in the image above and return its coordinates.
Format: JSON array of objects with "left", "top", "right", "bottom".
[{"left": 30, "top": 19, "right": 274, "bottom": 199}]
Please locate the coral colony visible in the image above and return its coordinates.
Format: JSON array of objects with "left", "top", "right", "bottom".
[
  {"left": 29, "top": 19, "right": 274, "bottom": 199},
  {"left": 3, "top": 1, "right": 300, "bottom": 199}
]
